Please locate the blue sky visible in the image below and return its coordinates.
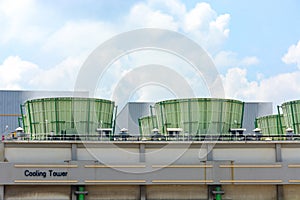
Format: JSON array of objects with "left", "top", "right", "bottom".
[{"left": 0, "top": 0, "right": 300, "bottom": 110}]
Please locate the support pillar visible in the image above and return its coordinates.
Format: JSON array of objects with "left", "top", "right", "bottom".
[
  {"left": 71, "top": 143, "right": 77, "bottom": 161},
  {"left": 275, "top": 144, "right": 283, "bottom": 200},
  {"left": 277, "top": 185, "right": 284, "bottom": 200},
  {"left": 207, "top": 144, "right": 213, "bottom": 161},
  {"left": 0, "top": 185, "right": 4, "bottom": 200},
  {"left": 139, "top": 144, "right": 145, "bottom": 162},
  {"left": 71, "top": 185, "right": 77, "bottom": 200},
  {"left": 208, "top": 185, "right": 214, "bottom": 200},
  {"left": 140, "top": 185, "right": 146, "bottom": 200},
  {"left": 275, "top": 144, "right": 282, "bottom": 162}
]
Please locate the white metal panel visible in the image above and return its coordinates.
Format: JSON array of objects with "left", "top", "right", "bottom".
[
  {"left": 282, "top": 148, "right": 300, "bottom": 162},
  {"left": 145, "top": 147, "right": 206, "bottom": 164},
  {"left": 213, "top": 148, "right": 275, "bottom": 163},
  {"left": 5, "top": 147, "right": 71, "bottom": 162},
  {"left": 77, "top": 147, "right": 139, "bottom": 164}
]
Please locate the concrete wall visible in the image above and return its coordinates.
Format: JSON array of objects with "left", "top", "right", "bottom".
[
  {"left": 0, "top": 143, "right": 4, "bottom": 161},
  {"left": 86, "top": 185, "right": 140, "bottom": 200},
  {"left": 283, "top": 185, "right": 300, "bottom": 199},
  {"left": 146, "top": 185, "right": 207, "bottom": 200},
  {"left": 5, "top": 185, "right": 70, "bottom": 200},
  {"left": 5, "top": 184, "right": 300, "bottom": 200},
  {"left": 222, "top": 185, "right": 276, "bottom": 200}
]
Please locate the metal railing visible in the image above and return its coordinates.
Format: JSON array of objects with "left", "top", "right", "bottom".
[{"left": 3, "top": 133, "right": 300, "bottom": 142}]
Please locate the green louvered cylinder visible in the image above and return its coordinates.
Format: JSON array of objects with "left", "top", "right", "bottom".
[
  {"left": 138, "top": 115, "right": 158, "bottom": 138},
  {"left": 256, "top": 114, "right": 286, "bottom": 139},
  {"left": 282, "top": 100, "right": 300, "bottom": 134},
  {"left": 154, "top": 98, "right": 244, "bottom": 138},
  {"left": 22, "top": 97, "right": 115, "bottom": 140}
]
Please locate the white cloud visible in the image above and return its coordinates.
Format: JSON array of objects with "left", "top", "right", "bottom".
[
  {"left": 147, "top": 0, "right": 186, "bottom": 17},
  {"left": 214, "top": 51, "right": 237, "bottom": 68},
  {"left": 0, "top": 55, "right": 84, "bottom": 91},
  {"left": 183, "top": 2, "right": 215, "bottom": 32},
  {"left": 282, "top": 40, "right": 300, "bottom": 68},
  {"left": 132, "top": 85, "right": 176, "bottom": 102},
  {"left": 0, "top": 0, "right": 248, "bottom": 103},
  {"left": 183, "top": 3, "right": 230, "bottom": 52},
  {"left": 0, "top": 0, "right": 48, "bottom": 44},
  {"left": 126, "top": 2, "right": 179, "bottom": 30},
  {"left": 239, "top": 56, "right": 259, "bottom": 66},
  {"left": 221, "top": 68, "right": 258, "bottom": 100},
  {"left": 43, "top": 21, "right": 116, "bottom": 57},
  {"left": 0, "top": 56, "right": 39, "bottom": 89},
  {"left": 29, "top": 55, "right": 85, "bottom": 90},
  {"left": 222, "top": 67, "right": 300, "bottom": 110},
  {"left": 126, "top": 1, "right": 230, "bottom": 52},
  {"left": 214, "top": 51, "right": 259, "bottom": 69}
]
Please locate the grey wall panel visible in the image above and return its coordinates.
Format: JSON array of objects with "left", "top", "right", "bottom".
[
  {"left": 213, "top": 148, "right": 275, "bottom": 163},
  {"left": 242, "top": 102, "right": 273, "bottom": 133},
  {"left": 115, "top": 103, "right": 129, "bottom": 133},
  {"left": 116, "top": 102, "right": 154, "bottom": 135},
  {"left": 5, "top": 147, "right": 71, "bottom": 163}
]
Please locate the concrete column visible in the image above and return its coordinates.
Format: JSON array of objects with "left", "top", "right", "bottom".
[
  {"left": 140, "top": 185, "right": 146, "bottom": 200},
  {"left": 207, "top": 144, "right": 213, "bottom": 161},
  {"left": 277, "top": 185, "right": 284, "bottom": 200},
  {"left": 0, "top": 142, "right": 4, "bottom": 162},
  {"left": 71, "top": 144, "right": 77, "bottom": 161},
  {"left": 207, "top": 185, "right": 213, "bottom": 200},
  {"left": 275, "top": 144, "right": 282, "bottom": 162},
  {"left": 71, "top": 185, "right": 77, "bottom": 200},
  {"left": 139, "top": 144, "right": 145, "bottom": 162},
  {"left": 0, "top": 185, "right": 4, "bottom": 200}
]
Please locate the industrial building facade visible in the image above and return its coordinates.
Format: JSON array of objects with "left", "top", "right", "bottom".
[
  {"left": 2, "top": 90, "right": 300, "bottom": 200},
  {"left": 1, "top": 140, "right": 300, "bottom": 200}
]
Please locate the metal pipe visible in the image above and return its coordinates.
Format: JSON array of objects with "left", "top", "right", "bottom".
[
  {"left": 277, "top": 106, "right": 284, "bottom": 137},
  {"left": 26, "top": 102, "right": 33, "bottom": 139},
  {"left": 138, "top": 118, "right": 143, "bottom": 138},
  {"left": 290, "top": 102, "right": 297, "bottom": 134},
  {"left": 20, "top": 104, "right": 26, "bottom": 133},
  {"left": 112, "top": 105, "right": 118, "bottom": 140},
  {"left": 215, "top": 186, "right": 222, "bottom": 200},
  {"left": 87, "top": 99, "right": 91, "bottom": 135},
  {"left": 78, "top": 186, "right": 85, "bottom": 200},
  {"left": 150, "top": 105, "right": 155, "bottom": 128},
  {"left": 240, "top": 102, "right": 245, "bottom": 128}
]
